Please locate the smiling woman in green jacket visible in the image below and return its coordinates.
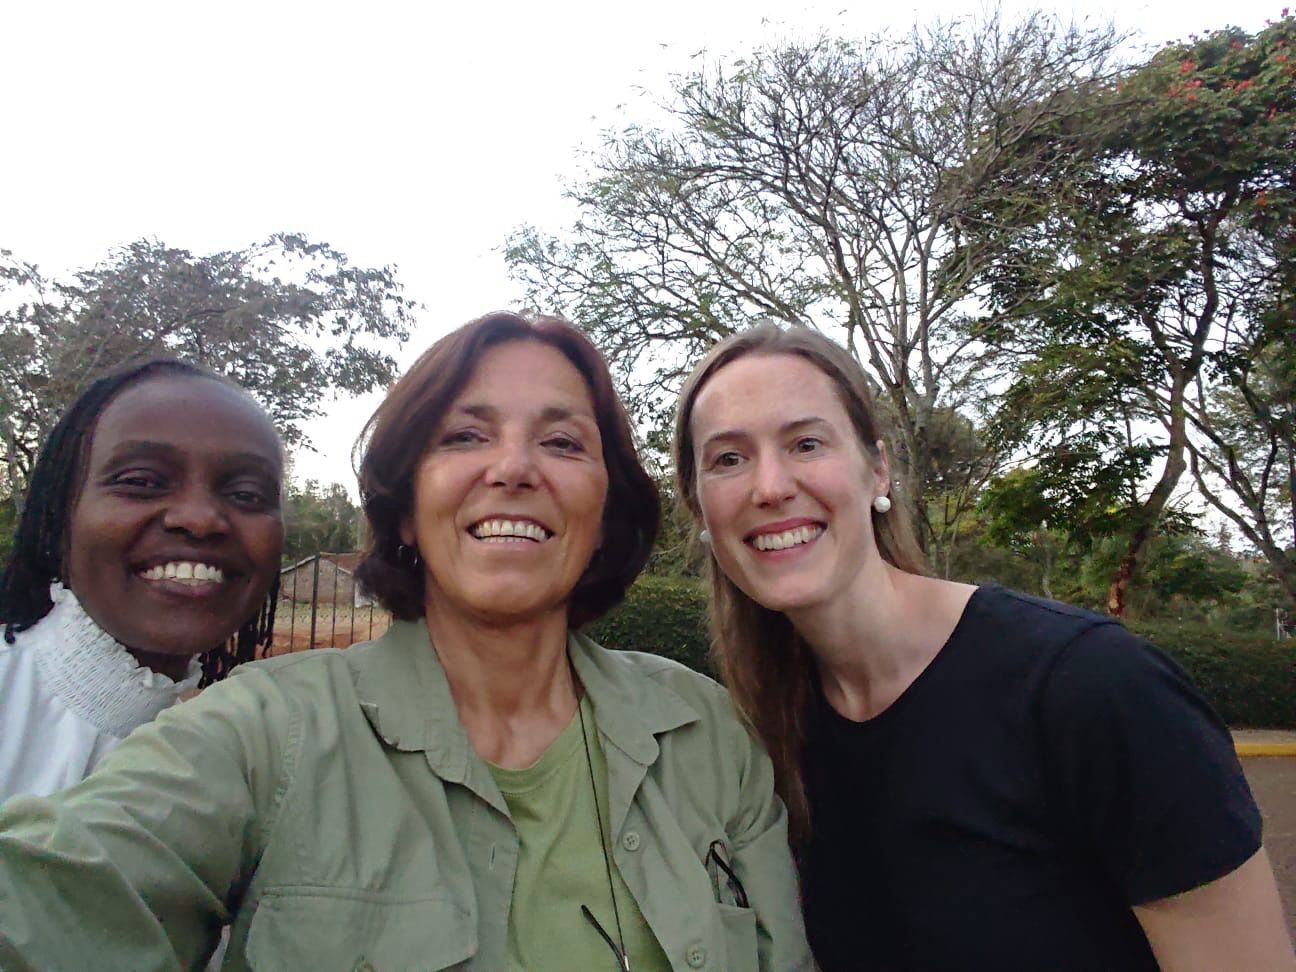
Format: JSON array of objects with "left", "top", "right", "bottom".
[{"left": 0, "top": 312, "right": 813, "bottom": 972}]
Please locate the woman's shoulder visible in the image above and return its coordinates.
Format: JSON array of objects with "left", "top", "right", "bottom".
[
  {"left": 195, "top": 646, "right": 374, "bottom": 733},
  {"left": 573, "top": 633, "right": 738, "bottom": 730},
  {"left": 961, "top": 584, "right": 1127, "bottom": 650},
  {"left": 229, "top": 621, "right": 414, "bottom": 688},
  {"left": 954, "top": 587, "right": 1208, "bottom": 721},
  {"left": 211, "top": 622, "right": 444, "bottom": 738},
  {"left": 229, "top": 645, "right": 355, "bottom": 693},
  {"left": 0, "top": 623, "right": 38, "bottom": 665},
  {"left": 613, "top": 645, "right": 718, "bottom": 682},
  {"left": 970, "top": 583, "right": 1109, "bottom": 623},
  {"left": 580, "top": 634, "right": 723, "bottom": 690},
  {"left": 928, "top": 585, "right": 1161, "bottom": 706}
]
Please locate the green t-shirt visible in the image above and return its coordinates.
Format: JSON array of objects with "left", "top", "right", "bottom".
[{"left": 489, "top": 695, "right": 671, "bottom": 972}]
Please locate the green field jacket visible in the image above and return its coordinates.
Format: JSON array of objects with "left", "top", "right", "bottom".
[{"left": 0, "top": 621, "right": 813, "bottom": 972}]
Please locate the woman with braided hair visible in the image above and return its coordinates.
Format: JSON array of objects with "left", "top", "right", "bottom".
[{"left": 0, "top": 357, "right": 284, "bottom": 800}]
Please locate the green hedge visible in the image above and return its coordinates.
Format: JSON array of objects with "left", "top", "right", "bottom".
[
  {"left": 585, "top": 576, "right": 714, "bottom": 674},
  {"left": 588, "top": 578, "right": 1296, "bottom": 729}
]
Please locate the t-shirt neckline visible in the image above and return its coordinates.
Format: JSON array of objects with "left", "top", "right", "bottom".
[{"left": 812, "top": 583, "right": 996, "bottom": 731}]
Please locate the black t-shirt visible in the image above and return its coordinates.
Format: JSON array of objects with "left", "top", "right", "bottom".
[{"left": 800, "top": 586, "right": 1262, "bottom": 971}]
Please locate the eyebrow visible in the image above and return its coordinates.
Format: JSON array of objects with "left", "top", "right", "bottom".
[
  {"left": 701, "top": 416, "right": 829, "bottom": 449},
  {"left": 99, "top": 440, "right": 281, "bottom": 475},
  {"left": 453, "top": 403, "right": 598, "bottom": 425}
]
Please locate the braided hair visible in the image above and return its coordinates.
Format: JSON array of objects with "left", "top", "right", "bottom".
[{"left": 0, "top": 358, "right": 279, "bottom": 686}]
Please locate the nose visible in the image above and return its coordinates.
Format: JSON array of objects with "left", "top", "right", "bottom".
[
  {"left": 485, "top": 434, "right": 538, "bottom": 490},
  {"left": 750, "top": 451, "right": 796, "bottom": 507},
  {"left": 162, "top": 485, "right": 229, "bottom": 538}
]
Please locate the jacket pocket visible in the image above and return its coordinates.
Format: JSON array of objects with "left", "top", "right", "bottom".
[
  {"left": 718, "top": 902, "right": 758, "bottom": 971},
  {"left": 245, "top": 889, "right": 475, "bottom": 971}
]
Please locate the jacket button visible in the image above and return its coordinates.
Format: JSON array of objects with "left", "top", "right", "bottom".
[
  {"left": 621, "top": 831, "right": 641, "bottom": 851},
  {"left": 686, "top": 944, "right": 706, "bottom": 968}
]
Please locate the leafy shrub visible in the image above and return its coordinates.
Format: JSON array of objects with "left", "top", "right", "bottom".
[
  {"left": 589, "top": 578, "right": 1296, "bottom": 729},
  {"left": 584, "top": 576, "right": 713, "bottom": 675}
]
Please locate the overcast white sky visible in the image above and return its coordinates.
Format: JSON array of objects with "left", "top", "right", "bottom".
[{"left": 0, "top": 0, "right": 1281, "bottom": 492}]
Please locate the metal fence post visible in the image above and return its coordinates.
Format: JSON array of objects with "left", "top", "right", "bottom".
[
  {"left": 330, "top": 554, "right": 339, "bottom": 648},
  {"left": 309, "top": 553, "right": 321, "bottom": 650}
]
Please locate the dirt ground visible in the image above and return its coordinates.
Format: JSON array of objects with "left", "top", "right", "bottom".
[
  {"left": 1242, "top": 757, "right": 1296, "bottom": 938},
  {"left": 268, "top": 603, "right": 390, "bottom": 654}
]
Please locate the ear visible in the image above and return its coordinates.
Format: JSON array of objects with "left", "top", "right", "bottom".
[
  {"left": 398, "top": 517, "right": 415, "bottom": 547},
  {"left": 870, "top": 439, "right": 892, "bottom": 498}
]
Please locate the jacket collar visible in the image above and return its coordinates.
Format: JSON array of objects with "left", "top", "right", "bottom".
[
  {"left": 568, "top": 630, "right": 698, "bottom": 764},
  {"left": 350, "top": 620, "right": 700, "bottom": 781},
  {"left": 351, "top": 621, "right": 473, "bottom": 781}
]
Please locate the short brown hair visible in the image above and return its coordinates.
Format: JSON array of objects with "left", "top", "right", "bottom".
[
  {"left": 356, "top": 311, "right": 660, "bottom": 628},
  {"left": 673, "top": 322, "right": 928, "bottom": 839}
]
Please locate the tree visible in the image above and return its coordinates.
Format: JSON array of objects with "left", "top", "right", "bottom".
[
  {"left": 642, "top": 475, "right": 706, "bottom": 579},
  {"left": 505, "top": 12, "right": 1123, "bottom": 551},
  {"left": 1081, "top": 530, "right": 1249, "bottom": 621},
  {"left": 0, "top": 488, "right": 16, "bottom": 568},
  {"left": 1190, "top": 329, "right": 1296, "bottom": 600},
  {"left": 0, "top": 235, "right": 417, "bottom": 507},
  {"left": 921, "top": 407, "right": 1001, "bottom": 578},
  {"left": 963, "top": 15, "right": 1296, "bottom": 612},
  {"left": 283, "top": 480, "right": 361, "bottom": 561},
  {"left": 975, "top": 443, "right": 1193, "bottom": 602}
]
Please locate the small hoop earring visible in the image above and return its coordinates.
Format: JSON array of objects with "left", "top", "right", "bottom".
[
  {"left": 698, "top": 529, "right": 711, "bottom": 545},
  {"left": 872, "top": 495, "right": 892, "bottom": 514},
  {"left": 396, "top": 543, "right": 422, "bottom": 569}
]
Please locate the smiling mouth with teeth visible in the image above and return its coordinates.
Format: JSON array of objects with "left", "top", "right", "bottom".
[
  {"left": 140, "top": 561, "right": 227, "bottom": 585},
  {"left": 468, "top": 518, "right": 552, "bottom": 543},
  {"left": 750, "top": 524, "right": 825, "bottom": 552}
]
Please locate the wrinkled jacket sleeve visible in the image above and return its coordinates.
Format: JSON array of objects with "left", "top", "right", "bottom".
[
  {"left": 718, "top": 688, "right": 816, "bottom": 972},
  {"left": 0, "top": 669, "right": 292, "bottom": 971}
]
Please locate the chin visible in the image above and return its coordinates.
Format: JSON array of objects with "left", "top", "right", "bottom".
[
  {"left": 124, "top": 616, "right": 246, "bottom": 659},
  {"left": 132, "top": 634, "right": 218, "bottom": 657},
  {"left": 766, "top": 596, "right": 820, "bottom": 615},
  {"left": 736, "top": 582, "right": 820, "bottom": 615},
  {"left": 465, "top": 592, "right": 565, "bottom": 624}
]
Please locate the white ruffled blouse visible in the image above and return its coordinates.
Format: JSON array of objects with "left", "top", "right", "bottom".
[{"left": 0, "top": 583, "right": 202, "bottom": 802}]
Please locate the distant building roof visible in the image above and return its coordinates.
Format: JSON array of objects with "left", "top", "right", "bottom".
[{"left": 281, "top": 552, "right": 364, "bottom": 576}]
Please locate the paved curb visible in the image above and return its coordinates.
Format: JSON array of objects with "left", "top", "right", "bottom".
[{"left": 1236, "top": 743, "right": 1296, "bottom": 758}]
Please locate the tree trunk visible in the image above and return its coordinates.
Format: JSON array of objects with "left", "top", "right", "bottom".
[
  {"left": 1288, "top": 443, "right": 1295, "bottom": 556},
  {"left": 1262, "top": 545, "right": 1296, "bottom": 606},
  {"left": 904, "top": 421, "right": 934, "bottom": 557},
  {"left": 4, "top": 435, "right": 26, "bottom": 517},
  {"left": 1106, "top": 394, "right": 1189, "bottom": 617}
]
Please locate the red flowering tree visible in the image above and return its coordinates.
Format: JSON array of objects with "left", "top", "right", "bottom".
[{"left": 965, "top": 14, "right": 1296, "bottom": 612}]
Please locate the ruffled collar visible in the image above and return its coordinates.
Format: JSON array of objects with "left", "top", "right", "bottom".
[{"left": 28, "top": 583, "right": 203, "bottom": 738}]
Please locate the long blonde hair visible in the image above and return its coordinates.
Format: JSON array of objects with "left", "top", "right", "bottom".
[{"left": 673, "top": 323, "right": 928, "bottom": 840}]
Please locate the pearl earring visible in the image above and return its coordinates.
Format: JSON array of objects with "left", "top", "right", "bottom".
[
  {"left": 872, "top": 495, "right": 892, "bottom": 514},
  {"left": 699, "top": 529, "right": 711, "bottom": 544}
]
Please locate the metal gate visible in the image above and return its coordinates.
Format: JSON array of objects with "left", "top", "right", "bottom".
[{"left": 272, "top": 552, "right": 390, "bottom": 653}]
